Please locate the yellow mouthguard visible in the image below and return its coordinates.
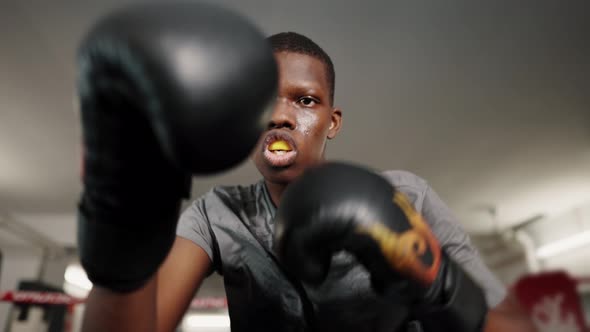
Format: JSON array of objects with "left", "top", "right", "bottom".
[{"left": 269, "top": 140, "right": 291, "bottom": 151}]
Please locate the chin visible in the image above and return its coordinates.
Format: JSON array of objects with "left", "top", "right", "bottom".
[{"left": 258, "top": 164, "right": 303, "bottom": 185}]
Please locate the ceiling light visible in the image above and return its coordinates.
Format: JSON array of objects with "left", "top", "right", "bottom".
[{"left": 536, "top": 229, "right": 590, "bottom": 259}]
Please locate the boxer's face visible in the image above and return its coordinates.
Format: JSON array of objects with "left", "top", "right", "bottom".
[{"left": 253, "top": 52, "right": 342, "bottom": 185}]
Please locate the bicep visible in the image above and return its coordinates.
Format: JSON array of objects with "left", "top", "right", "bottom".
[
  {"left": 420, "top": 186, "right": 507, "bottom": 307},
  {"left": 156, "top": 236, "right": 212, "bottom": 332}
]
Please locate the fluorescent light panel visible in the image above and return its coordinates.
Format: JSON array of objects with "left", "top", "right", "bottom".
[
  {"left": 536, "top": 229, "right": 590, "bottom": 259},
  {"left": 183, "top": 314, "right": 230, "bottom": 328}
]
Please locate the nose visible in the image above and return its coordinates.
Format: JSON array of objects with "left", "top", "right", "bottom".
[{"left": 268, "top": 98, "right": 295, "bottom": 130}]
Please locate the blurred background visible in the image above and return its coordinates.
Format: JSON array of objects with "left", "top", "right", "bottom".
[{"left": 1, "top": 0, "right": 589, "bottom": 331}]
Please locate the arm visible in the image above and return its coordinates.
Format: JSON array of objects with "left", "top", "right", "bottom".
[
  {"left": 420, "top": 184, "right": 537, "bottom": 331},
  {"left": 76, "top": 2, "right": 274, "bottom": 331},
  {"left": 273, "top": 163, "right": 535, "bottom": 332},
  {"left": 81, "top": 237, "right": 212, "bottom": 332},
  {"left": 155, "top": 194, "right": 219, "bottom": 331},
  {"left": 157, "top": 237, "right": 212, "bottom": 332},
  {"left": 485, "top": 294, "right": 538, "bottom": 332},
  {"left": 82, "top": 277, "right": 157, "bottom": 332}
]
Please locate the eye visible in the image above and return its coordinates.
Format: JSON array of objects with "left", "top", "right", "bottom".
[{"left": 298, "top": 96, "right": 319, "bottom": 107}]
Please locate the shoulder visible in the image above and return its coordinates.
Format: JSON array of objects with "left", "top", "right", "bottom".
[
  {"left": 380, "top": 170, "right": 429, "bottom": 207},
  {"left": 177, "top": 181, "right": 264, "bottom": 245},
  {"left": 380, "top": 169, "right": 428, "bottom": 189},
  {"left": 191, "top": 180, "right": 264, "bottom": 209}
]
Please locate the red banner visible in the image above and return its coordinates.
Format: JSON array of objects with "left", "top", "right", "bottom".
[{"left": 513, "top": 271, "right": 588, "bottom": 332}]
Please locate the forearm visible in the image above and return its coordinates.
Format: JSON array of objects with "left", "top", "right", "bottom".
[
  {"left": 483, "top": 295, "right": 537, "bottom": 332},
  {"left": 82, "top": 276, "right": 157, "bottom": 332}
]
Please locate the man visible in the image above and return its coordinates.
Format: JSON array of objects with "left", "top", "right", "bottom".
[
  {"left": 78, "top": 4, "right": 535, "bottom": 331},
  {"left": 155, "top": 33, "right": 536, "bottom": 331}
]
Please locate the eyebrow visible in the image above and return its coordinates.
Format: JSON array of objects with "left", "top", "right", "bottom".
[{"left": 284, "top": 81, "right": 325, "bottom": 96}]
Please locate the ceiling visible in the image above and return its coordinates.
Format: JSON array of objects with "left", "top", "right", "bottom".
[{"left": 1, "top": 0, "right": 589, "bottom": 248}]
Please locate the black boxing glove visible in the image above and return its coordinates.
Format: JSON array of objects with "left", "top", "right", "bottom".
[
  {"left": 78, "top": 2, "right": 277, "bottom": 293},
  {"left": 273, "top": 162, "right": 488, "bottom": 332}
]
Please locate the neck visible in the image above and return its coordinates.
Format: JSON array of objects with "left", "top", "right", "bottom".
[
  {"left": 262, "top": 159, "right": 328, "bottom": 207},
  {"left": 264, "top": 180, "right": 289, "bottom": 207}
]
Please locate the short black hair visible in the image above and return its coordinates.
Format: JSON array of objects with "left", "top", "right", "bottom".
[{"left": 267, "top": 32, "right": 335, "bottom": 104}]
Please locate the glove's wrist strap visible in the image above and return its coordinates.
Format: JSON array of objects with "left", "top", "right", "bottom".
[
  {"left": 77, "top": 200, "right": 180, "bottom": 293},
  {"left": 413, "top": 256, "right": 488, "bottom": 332}
]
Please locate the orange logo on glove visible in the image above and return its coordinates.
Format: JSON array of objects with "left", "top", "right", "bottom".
[{"left": 356, "top": 191, "right": 441, "bottom": 286}]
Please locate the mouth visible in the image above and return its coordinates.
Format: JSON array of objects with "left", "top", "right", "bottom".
[{"left": 262, "top": 131, "right": 298, "bottom": 167}]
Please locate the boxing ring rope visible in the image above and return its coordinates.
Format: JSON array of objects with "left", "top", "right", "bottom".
[
  {"left": 0, "top": 290, "right": 228, "bottom": 309},
  {"left": 0, "top": 291, "right": 84, "bottom": 305}
]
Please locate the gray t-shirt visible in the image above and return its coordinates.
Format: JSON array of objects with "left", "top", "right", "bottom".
[{"left": 177, "top": 170, "right": 506, "bottom": 332}]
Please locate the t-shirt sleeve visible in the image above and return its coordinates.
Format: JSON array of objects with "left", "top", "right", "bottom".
[
  {"left": 420, "top": 184, "right": 507, "bottom": 308},
  {"left": 176, "top": 197, "right": 215, "bottom": 263}
]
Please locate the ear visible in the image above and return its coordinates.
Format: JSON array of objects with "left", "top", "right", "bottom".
[{"left": 327, "top": 107, "right": 342, "bottom": 139}]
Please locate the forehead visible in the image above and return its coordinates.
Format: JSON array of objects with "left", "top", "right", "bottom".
[{"left": 274, "top": 52, "right": 330, "bottom": 92}]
